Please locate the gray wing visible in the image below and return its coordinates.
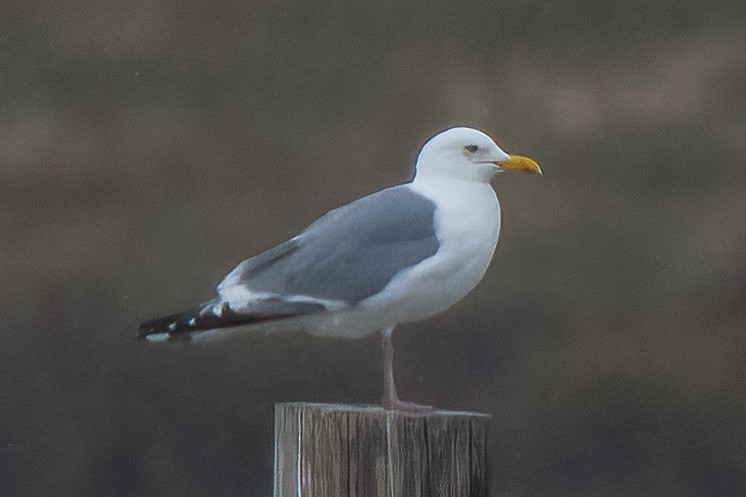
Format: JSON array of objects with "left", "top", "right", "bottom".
[{"left": 218, "top": 185, "right": 440, "bottom": 304}]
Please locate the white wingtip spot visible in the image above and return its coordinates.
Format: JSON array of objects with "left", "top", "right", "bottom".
[
  {"left": 145, "top": 333, "right": 170, "bottom": 343},
  {"left": 188, "top": 318, "right": 197, "bottom": 326},
  {"left": 213, "top": 302, "right": 227, "bottom": 317}
]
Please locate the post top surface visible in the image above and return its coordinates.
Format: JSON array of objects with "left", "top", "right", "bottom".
[{"left": 275, "top": 402, "right": 491, "bottom": 418}]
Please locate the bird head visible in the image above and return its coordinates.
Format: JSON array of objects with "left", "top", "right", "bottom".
[{"left": 415, "top": 127, "right": 542, "bottom": 182}]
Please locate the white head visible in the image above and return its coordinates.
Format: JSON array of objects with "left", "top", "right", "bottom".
[{"left": 414, "top": 127, "right": 541, "bottom": 182}]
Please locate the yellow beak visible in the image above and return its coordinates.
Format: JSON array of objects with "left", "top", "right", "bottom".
[{"left": 494, "top": 155, "right": 542, "bottom": 175}]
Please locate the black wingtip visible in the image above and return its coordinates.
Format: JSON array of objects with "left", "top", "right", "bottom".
[
  {"left": 136, "top": 298, "right": 321, "bottom": 343},
  {"left": 136, "top": 311, "right": 188, "bottom": 342},
  {"left": 135, "top": 327, "right": 154, "bottom": 341}
]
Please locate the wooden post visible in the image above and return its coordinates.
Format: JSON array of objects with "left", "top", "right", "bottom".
[{"left": 274, "top": 403, "right": 490, "bottom": 497}]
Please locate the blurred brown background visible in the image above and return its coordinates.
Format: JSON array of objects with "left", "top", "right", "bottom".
[{"left": 1, "top": 1, "right": 745, "bottom": 496}]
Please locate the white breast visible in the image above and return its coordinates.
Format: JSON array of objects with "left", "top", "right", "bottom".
[{"left": 358, "top": 177, "right": 501, "bottom": 325}]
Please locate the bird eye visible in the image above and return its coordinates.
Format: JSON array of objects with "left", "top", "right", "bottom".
[{"left": 464, "top": 145, "right": 479, "bottom": 154}]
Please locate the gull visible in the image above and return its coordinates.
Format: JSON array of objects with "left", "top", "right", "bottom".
[{"left": 138, "top": 127, "right": 542, "bottom": 411}]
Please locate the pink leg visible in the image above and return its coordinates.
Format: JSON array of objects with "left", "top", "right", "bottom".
[{"left": 381, "top": 327, "right": 432, "bottom": 413}]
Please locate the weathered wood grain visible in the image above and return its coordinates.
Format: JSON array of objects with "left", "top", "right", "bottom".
[{"left": 273, "top": 403, "right": 490, "bottom": 497}]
